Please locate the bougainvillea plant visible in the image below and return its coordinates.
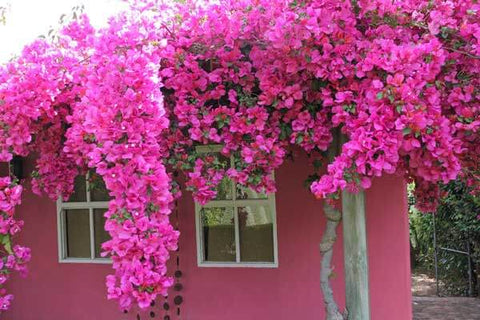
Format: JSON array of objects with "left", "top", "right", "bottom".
[
  {"left": 0, "top": 177, "right": 29, "bottom": 310},
  {"left": 0, "top": 0, "right": 477, "bottom": 317}
]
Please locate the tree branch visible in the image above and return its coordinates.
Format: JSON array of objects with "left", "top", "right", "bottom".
[{"left": 446, "top": 47, "right": 480, "bottom": 60}]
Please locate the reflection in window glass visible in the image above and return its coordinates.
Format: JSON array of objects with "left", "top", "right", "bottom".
[
  {"left": 66, "top": 175, "right": 87, "bottom": 202},
  {"left": 94, "top": 209, "right": 110, "bottom": 258},
  {"left": 90, "top": 172, "right": 111, "bottom": 202},
  {"left": 201, "top": 207, "right": 236, "bottom": 262},
  {"left": 238, "top": 206, "right": 274, "bottom": 262},
  {"left": 211, "top": 154, "right": 232, "bottom": 200},
  {"left": 214, "top": 176, "right": 233, "bottom": 200},
  {"left": 65, "top": 209, "right": 91, "bottom": 258},
  {"left": 236, "top": 184, "right": 267, "bottom": 200}
]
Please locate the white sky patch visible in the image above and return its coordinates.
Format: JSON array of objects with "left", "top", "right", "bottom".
[{"left": 0, "top": 0, "right": 127, "bottom": 62}]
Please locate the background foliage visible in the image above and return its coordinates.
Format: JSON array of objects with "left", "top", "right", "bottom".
[{"left": 410, "top": 180, "right": 480, "bottom": 296}]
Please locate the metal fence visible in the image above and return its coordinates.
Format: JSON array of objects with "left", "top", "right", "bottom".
[{"left": 433, "top": 214, "right": 476, "bottom": 297}]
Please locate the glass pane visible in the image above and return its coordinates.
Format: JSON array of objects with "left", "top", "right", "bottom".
[
  {"left": 212, "top": 154, "right": 232, "bottom": 200},
  {"left": 201, "top": 207, "right": 235, "bottom": 262},
  {"left": 238, "top": 205, "right": 274, "bottom": 262},
  {"left": 236, "top": 185, "right": 268, "bottom": 200},
  {"left": 214, "top": 176, "right": 233, "bottom": 201},
  {"left": 66, "top": 175, "right": 87, "bottom": 202},
  {"left": 65, "top": 209, "right": 91, "bottom": 258},
  {"left": 94, "top": 209, "right": 110, "bottom": 258},
  {"left": 89, "top": 172, "right": 111, "bottom": 201}
]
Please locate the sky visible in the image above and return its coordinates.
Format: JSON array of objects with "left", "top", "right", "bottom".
[{"left": 0, "top": 0, "right": 127, "bottom": 62}]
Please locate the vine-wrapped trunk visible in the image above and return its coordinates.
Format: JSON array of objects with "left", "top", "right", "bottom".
[
  {"left": 319, "top": 128, "right": 346, "bottom": 320},
  {"left": 320, "top": 202, "right": 345, "bottom": 320}
]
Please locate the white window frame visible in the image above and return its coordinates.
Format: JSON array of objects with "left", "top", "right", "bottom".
[
  {"left": 195, "top": 145, "right": 279, "bottom": 268},
  {"left": 56, "top": 172, "right": 111, "bottom": 264}
]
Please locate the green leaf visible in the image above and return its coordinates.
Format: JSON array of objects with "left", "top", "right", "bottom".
[
  {"left": 402, "top": 128, "right": 412, "bottom": 135},
  {"left": 311, "top": 79, "right": 328, "bottom": 91},
  {"left": 1, "top": 235, "right": 12, "bottom": 254},
  {"left": 376, "top": 92, "right": 384, "bottom": 100},
  {"left": 279, "top": 123, "right": 292, "bottom": 140},
  {"left": 295, "top": 135, "right": 304, "bottom": 144},
  {"left": 342, "top": 103, "right": 356, "bottom": 113},
  {"left": 313, "top": 159, "right": 323, "bottom": 170}
]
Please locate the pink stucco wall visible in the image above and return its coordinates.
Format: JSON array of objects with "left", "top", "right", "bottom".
[{"left": 4, "top": 155, "right": 412, "bottom": 320}]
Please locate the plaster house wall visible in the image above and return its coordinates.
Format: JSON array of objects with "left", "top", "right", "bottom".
[{"left": 4, "top": 154, "right": 412, "bottom": 320}]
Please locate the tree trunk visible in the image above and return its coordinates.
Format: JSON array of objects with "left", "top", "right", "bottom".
[
  {"left": 320, "top": 202, "right": 345, "bottom": 320},
  {"left": 318, "top": 125, "right": 370, "bottom": 318},
  {"left": 319, "top": 128, "right": 347, "bottom": 319},
  {"left": 342, "top": 190, "right": 370, "bottom": 320}
]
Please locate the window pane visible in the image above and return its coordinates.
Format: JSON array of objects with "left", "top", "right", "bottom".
[
  {"left": 212, "top": 154, "right": 232, "bottom": 200},
  {"left": 65, "top": 209, "right": 91, "bottom": 258},
  {"left": 66, "top": 175, "right": 87, "bottom": 202},
  {"left": 94, "top": 209, "right": 110, "bottom": 258},
  {"left": 201, "top": 207, "right": 235, "bottom": 262},
  {"left": 238, "top": 205, "right": 274, "bottom": 262},
  {"left": 214, "top": 176, "right": 233, "bottom": 201},
  {"left": 236, "top": 184, "right": 268, "bottom": 200},
  {"left": 89, "top": 172, "right": 111, "bottom": 202}
]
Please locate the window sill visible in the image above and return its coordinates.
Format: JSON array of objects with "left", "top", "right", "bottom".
[
  {"left": 59, "top": 258, "right": 112, "bottom": 264},
  {"left": 198, "top": 261, "right": 278, "bottom": 268}
]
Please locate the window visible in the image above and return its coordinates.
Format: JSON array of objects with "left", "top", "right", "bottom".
[
  {"left": 57, "top": 172, "right": 111, "bottom": 264},
  {"left": 195, "top": 146, "right": 278, "bottom": 268}
]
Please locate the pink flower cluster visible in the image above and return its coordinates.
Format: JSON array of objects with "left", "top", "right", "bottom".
[
  {"left": 62, "top": 14, "right": 179, "bottom": 310},
  {"left": 186, "top": 157, "right": 227, "bottom": 204},
  {"left": 0, "top": 13, "right": 179, "bottom": 311},
  {"left": 156, "top": 0, "right": 478, "bottom": 213},
  {"left": 0, "top": 177, "right": 30, "bottom": 311}
]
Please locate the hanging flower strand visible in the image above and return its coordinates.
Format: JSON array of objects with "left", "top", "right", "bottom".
[{"left": 0, "top": 177, "right": 30, "bottom": 311}]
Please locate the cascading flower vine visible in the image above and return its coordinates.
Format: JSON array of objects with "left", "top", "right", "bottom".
[
  {"left": 63, "top": 13, "right": 179, "bottom": 310},
  {"left": 0, "top": 12, "right": 180, "bottom": 311},
  {"left": 0, "top": 177, "right": 30, "bottom": 311},
  {"left": 0, "top": 0, "right": 477, "bottom": 314}
]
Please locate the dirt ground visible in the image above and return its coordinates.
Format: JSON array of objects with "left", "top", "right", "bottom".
[
  {"left": 412, "top": 273, "right": 438, "bottom": 296},
  {"left": 413, "top": 296, "right": 480, "bottom": 320},
  {"left": 412, "top": 272, "right": 480, "bottom": 320}
]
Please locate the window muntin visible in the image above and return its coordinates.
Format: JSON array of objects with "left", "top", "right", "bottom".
[
  {"left": 57, "top": 173, "right": 111, "bottom": 264},
  {"left": 195, "top": 146, "right": 278, "bottom": 267}
]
